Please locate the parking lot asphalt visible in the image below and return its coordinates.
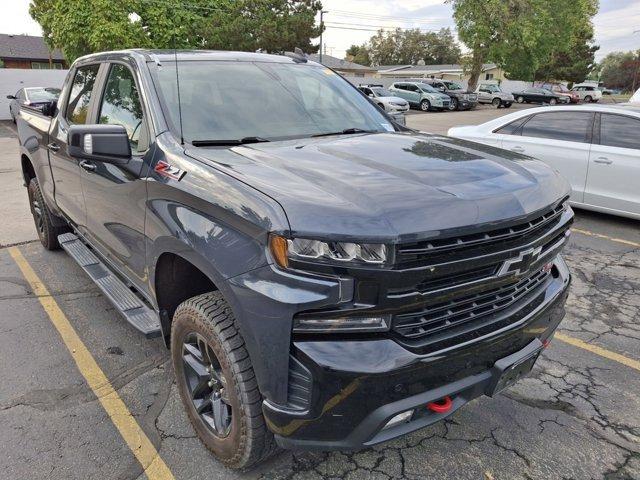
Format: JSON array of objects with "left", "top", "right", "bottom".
[{"left": 1, "top": 116, "right": 639, "bottom": 480}]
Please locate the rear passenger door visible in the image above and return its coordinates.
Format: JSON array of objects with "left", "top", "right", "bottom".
[
  {"left": 80, "top": 61, "right": 152, "bottom": 291},
  {"left": 49, "top": 63, "right": 101, "bottom": 229},
  {"left": 499, "top": 111, "right": 594, "bottom": 202},
  {"left": 585, "top": 113, "right": 640, "bottom": 215}
]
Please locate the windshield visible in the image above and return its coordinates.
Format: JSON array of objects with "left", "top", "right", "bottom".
[
  {"left": 417, "top": 83, "right": 439, "bottom": 93},
  {"left": 25, "top": 88, "right": 60, "bottom": 102},
  {"left": 154, "top": 61, "right": 394, "bottom": 143},
  {"left": 443, "top": 81, "right": 463, "bottom": 90},
  {"left": 371, "top": 87, "right": 393, "bottom": 97}
]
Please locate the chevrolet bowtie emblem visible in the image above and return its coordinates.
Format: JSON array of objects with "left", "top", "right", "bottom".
[{"left": 498, "top": 246, "right": 543, "bottom": 277}]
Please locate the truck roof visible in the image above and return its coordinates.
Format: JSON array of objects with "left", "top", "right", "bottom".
[{"left": 73, "top": 49, "right": 316, "bottom": 65}]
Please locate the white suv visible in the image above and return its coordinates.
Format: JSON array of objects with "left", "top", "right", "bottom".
[{"left": 570, "top": 85, "right": 602, "bottom": 103}]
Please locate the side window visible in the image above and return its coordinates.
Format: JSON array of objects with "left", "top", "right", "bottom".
[
  {"left": 396, "top": 84, "right": 406, "bottom": 90},
  {"left": 600, "top": 114, "right": 640, "bottom": 150},
  {"left": 98, "top": 64, "right": 147, "bottom": 153},
  {"left": 362, "top": 88, "right": 372, "bottom": 96},
  {"left": 407, "top": 84, "right": 418, "bottom": 92},
  {"left": 16, "top": 89, "right": 25, "bottom": 100},
  {"left": 66, "top": 65, "right": 100, "bottom": 124},
  {"left": 494, "top": 116, "right": 530, "bottom": 135},
  {"left": 521, "top": 112, "right": 593, "bottom": 143}
]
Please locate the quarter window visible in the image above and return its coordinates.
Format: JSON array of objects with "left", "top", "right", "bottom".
[
  {"left": 600, "top": 114, "right": 640, "bottom": 150},
  {"left": 66, "top": 65, "right": 100, "bottom": 124},
  {"left": 98, "top": 64, "right": 147, "bottom": 152},
  {"left": 494, "top": 116, "right": 529, "bottom": 135},
  {"left": 520, "top": 112, "right": 593, "bottom": 143}
]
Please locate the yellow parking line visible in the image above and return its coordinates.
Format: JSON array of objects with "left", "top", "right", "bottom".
[
  {"left": 555, "top": 333, "right": 640, "bottom": 372},
  {"left": 572, "top": 228, "right": 640, "bottom": 249},
  {"left": 8, "top": 247, "right": 174, "bottom": 480}
]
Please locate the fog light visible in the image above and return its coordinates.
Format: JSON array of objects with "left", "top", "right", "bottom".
[
  {"left": 293, "top": 315, "right": 390, "bottom": 333},
  {"left": 383, "top": 410, "right": 414, "bottom": 430}
]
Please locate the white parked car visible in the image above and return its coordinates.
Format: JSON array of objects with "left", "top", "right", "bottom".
[
  {"left": 448, "top": 105, "right": 640, "bottom": 220},
  {"left": 357, "top": 85, "right": 409, "bottom": 113},
  {"left": 570, "top": 84, "right": 602, "bottom": 103}
]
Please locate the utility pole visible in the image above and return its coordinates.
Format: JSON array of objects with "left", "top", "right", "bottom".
[{"left": 319, "top": 10, "right": 327, "bottom": 64}]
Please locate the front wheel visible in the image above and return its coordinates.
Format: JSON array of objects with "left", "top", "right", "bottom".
[
  {"left": 171, "top": 292, "right": 277, "bottom": 469},
  {"left": 516, "top": 96, "right": 524, "bottom": 103},
  {"left": 448, "top": 98, "right": 458, "bottom": 111},
  {"left": 549, "top": 98, "right": 557, "bottom": 105},
  {"left": 492, "top": 98, "right": 501, "bottom": 108},
  {"left": 420, "top": 99, "right": 431, "bottom": 111},
  {"left": 584, "top": 95, "right": 593, "bottom": 103}
]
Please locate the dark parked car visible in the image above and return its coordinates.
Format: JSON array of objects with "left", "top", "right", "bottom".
[
  {"left": 538, "top": 83, "right": 579, "bottom": 104},
  {"left": 513, "top": 88, "right": 562, "bottom": 105},
  {"left": 418, "top": 78, "right": 478, "bottom": 110},
  {"left": 16, "top": 49, "right": 572, "bottom": 469},
  {"left": 6, "top": 87, "right": 61, "bottom": 122}
]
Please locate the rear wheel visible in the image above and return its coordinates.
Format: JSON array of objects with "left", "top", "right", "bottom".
[
  {"left": 492, "top": 98, "right": 501, "bottom": 108},
  {"left": 171, "top": 292, "right": 277, "bottom": 469},
  {"left": 584, "top": 95, "right": 593, "bottom": 103},
  {"left": 549, "top": 98, "right": 557, "bottom": 105},
  {"left": 419, "top": 99, "right": 431, "bottom": 111},
  {"left": 27, "top": 178, "right": 68, "bottom": 250},
  {"left": 504, "top": 102, "right": 512, "bottom": 108},
  {"left": 516, "top": 96, "right": 524, "bottom": 103}
]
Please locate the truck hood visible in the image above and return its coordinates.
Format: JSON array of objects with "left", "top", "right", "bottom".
[{"left": 186, "top": 132, "right": 569, "bottom": 242}]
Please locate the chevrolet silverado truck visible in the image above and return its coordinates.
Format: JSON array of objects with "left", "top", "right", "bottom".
[{"left": 16, "top": 49, "right": 572, "bottom": 469}]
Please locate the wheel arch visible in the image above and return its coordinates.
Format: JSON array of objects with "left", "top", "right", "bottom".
[{"left": 21, "top": 153, "right": 36, "bottom": 186}]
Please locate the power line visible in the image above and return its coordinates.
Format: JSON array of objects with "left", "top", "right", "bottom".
[
  {"left": 324, "top": 24, "right": 455, "bottom": 34},
  {"left": 330, "top": 9, "right": 449, "bottom": 23},
  {"left": 324, "top": 20, "right": 455, "bottom": 31}
]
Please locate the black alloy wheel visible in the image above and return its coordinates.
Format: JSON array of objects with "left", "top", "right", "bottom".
[{"left": 182, "top": 332, "right": 233, "bottom": 437}]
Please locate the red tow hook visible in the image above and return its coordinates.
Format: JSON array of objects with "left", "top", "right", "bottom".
[{"left": 427, "top": 396, "right": 453, "bottom": 414}]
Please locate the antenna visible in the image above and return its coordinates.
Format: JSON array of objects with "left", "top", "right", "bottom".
[{"left": 173, "top": 34, "right": 185, "bottom": 145}]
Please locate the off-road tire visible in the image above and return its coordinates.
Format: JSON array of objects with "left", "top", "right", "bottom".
[
  {"left": 171, "top": 292, "right": 278, "bottom": 469},
  {"left": 516, "top": 96, "right": 524, "bottom": 103},
  {"left": 420, "top": 99, "right": 431, "bottom": 111},
  {"left": 28, "top": 178, "right": 68, "bottom": 250},
  {"left": 492, "top": 98, "right": 501, "bottom": 108}
]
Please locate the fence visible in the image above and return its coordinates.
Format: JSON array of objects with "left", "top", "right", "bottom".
[{"left": 0, "top": 68, "right": 69, "bottom": 120}]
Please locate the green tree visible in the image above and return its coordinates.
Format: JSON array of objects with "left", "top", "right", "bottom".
[
  {"left": 345, "top": 45, "right": 371, "bottom": 66},
  {"left": 534, "top": 27, "right": 599, "bottom": 84},
  {"left": 599, "top": 50, "right": 640, "bottom": 92},
  {"left": 448, "top": 0, "right": 598, "bottom": 90},
  {"left": 30, "top": 0, "right": 323, "bottom": 62},
  {"left": 364, "top": 27, "right": 460, "bottom": 66}
]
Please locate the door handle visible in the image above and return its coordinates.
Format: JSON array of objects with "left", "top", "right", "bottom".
[
  {"left": 79, "top": 160, "right": 96, "bottom": 172},
  {"left": 511, "top": 146, "right": 524, "bottom": 152},
  {"left": 47, "top": 142, "right": 60, "bottom": 152},
  {"left": 593, "top": 157, "right": 612, "bottom": 165}
]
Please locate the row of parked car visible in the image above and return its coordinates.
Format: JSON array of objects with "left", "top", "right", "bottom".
[{"left": 358, "top": 80, "right": 603, "bottom": 116}]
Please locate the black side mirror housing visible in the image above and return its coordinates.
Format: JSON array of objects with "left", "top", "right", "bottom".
[
  {"left": 67, "top": 124, "right": 131, "bottom": 165},
  {"left": 40, "top": 100, "right": 57, "bottom": 117},
  {"left": 6, "top": 95, "right": 16, "bottom": 100}
]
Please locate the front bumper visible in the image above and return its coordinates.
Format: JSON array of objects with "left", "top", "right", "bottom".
[
  {"left": 264, "top": 257, "right": 570, "bottom": 450},
  {"left": 456, "top": 99, "right": 478, "bottom": 110}
]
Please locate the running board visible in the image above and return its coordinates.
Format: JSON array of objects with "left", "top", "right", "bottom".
[{"left": 58, "top": 233, "right": 161, "bottom": 338}]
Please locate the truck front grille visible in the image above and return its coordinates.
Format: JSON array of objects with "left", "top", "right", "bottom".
[{"left": 392, "top": 266, "right": 551, "bottom": 341}]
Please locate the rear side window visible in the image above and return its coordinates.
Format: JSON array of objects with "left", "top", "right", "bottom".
[
  {"left": 600, "top": 114, "right": 640, "bottom": 150},
  {"left": 407, "top": 84, "right": 418, "bottom": 92},
  {"left": 66, "top": 64, "right": 100, "bottom": 124},
  {"left": 494, "top": 116, "right": 530, "bottom": 135},
  {"left": 520, "top": 111, "right": 593, "bottom": 143}
]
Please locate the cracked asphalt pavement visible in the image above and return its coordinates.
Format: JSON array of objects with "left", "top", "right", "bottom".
[{"left": 0, "top": 116, "right": 639, "bottom": 479}]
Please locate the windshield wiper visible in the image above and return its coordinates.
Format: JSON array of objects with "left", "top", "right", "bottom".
[
  {"left": 191, "top": 136, "right": 270, "bottom": 147},
  {"left": 311, "top": 128, "right": 378, "bottom": 138}
]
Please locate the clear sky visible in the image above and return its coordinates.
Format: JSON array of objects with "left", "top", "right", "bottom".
[{"left": 2, "top": 0, "right": 639, "bottom": 62}]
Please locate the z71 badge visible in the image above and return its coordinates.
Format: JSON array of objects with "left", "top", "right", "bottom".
[{"left": 154, "top": 160, "right": 186, "bottom": 180}]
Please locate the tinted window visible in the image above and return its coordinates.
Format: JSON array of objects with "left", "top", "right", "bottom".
[
  {"left": 99, "top": 64, "right": 146, "bottom": 152},
  {"left": 407, "top": 84, "right": 419, "bottom": 92},
  {"left": 521, "top": 112, "right": 593, "bottom": 143},
  {"left": 66, "top": 65, "right": 100, "bottom": 124},
  {"left": 600, "top": 114, "right": 640, "bottom": 150},
  {"left": 494, "top": 116, "right": 530, "bottom": 135}
]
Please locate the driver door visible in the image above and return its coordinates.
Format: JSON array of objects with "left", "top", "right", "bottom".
[{"left": 79, "top": 61, "right": 153, "bottom": 293}]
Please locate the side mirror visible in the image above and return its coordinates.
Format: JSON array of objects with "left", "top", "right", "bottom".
[
  {"left": 6, "top": 95, "right": 16, "bottom": 100},
  {"left": 37, "top": 100, "right": 57, "bottom": 117},
  {"left": 68, "top": 124, "right": 131, "bottom": 165}
]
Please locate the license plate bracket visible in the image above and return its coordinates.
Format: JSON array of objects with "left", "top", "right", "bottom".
[{"left": 487, "top": 339, "right": 544, "bottom": 397}]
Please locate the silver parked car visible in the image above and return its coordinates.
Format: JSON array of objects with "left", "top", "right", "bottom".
[
  {"left": 6, "top": 87, "right": 61, "bottom": 123},
  {"left": 388, "top": 82, "right": 451, "bottom": 111},
  {"left": 475, "top": 83, "right": 514, "bottom": 108},
  {"left": 358, "top": 84, "right": 409, "bottom": 113}
]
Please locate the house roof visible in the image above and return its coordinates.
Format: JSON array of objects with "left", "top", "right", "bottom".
[
  {"left": 308, "top": 54, "right": 377, "bottom": 72},
  {"left": 0, "top": 34, "right": 65, "bottom": 61}
]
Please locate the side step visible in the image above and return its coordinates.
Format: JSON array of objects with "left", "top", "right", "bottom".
[{"left": 58, "top": 233, "right": 161, "bottom": 338}]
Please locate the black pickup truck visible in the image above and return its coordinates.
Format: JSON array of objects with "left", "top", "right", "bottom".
[{"left": 16, "top": 49, "right": 572, "bottom": 469}]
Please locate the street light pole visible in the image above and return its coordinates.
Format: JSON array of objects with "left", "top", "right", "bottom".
[{"left": 319, "top": 10, "right": 327, "bottom": 64}]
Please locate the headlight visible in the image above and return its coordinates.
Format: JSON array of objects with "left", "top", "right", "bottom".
[
  {"left": 389, "top": 101, "right": 405, "bottom": 107},
  {"left": 269, "top": 235, "right": 388, "bottom": 268},
  {"left": 462, "top": 94, "right": 469, "bottom": 100}
]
